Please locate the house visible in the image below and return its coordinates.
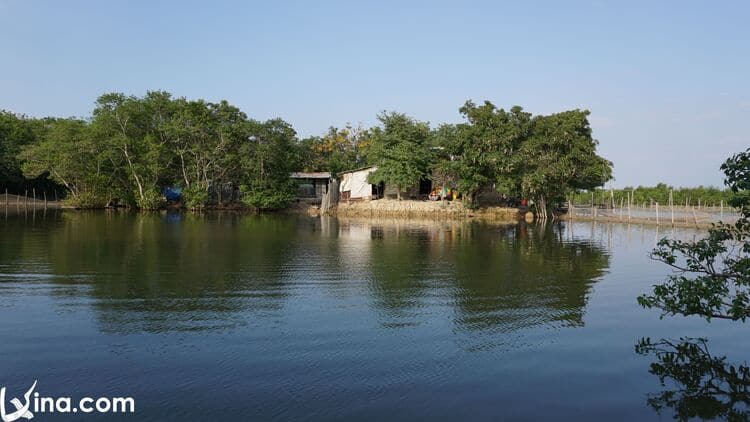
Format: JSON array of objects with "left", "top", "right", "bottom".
[
  {"left": 338, "top": 166, "right": 383, "bottom": 200},
  {"left": 290, "top": 172, "right": 331, "bottom": 201}
]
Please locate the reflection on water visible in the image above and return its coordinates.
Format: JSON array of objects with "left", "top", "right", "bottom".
[
  {"left": 1, "top": 212, "right": 609, "bottom": 338},
  {"left": 1, "top": 210, "right": 747, "bottom": 421},
  {"left": 636, "top": 337, "right": 750, "bottom": 421}
]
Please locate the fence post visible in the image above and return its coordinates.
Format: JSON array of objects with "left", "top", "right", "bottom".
[{"left": 669, "top": 190, "right": 674, "bottom": 226}]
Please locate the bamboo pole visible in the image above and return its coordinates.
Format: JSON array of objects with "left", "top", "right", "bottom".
[
  {"left": 656, "top": 202, "right": 659, "bottom": 225},
  {"left": 43, "top": 191, "right": 47, "bottom": 209},
  {"left": 24, "top": 189, "right": 28, "bottom": 208},
  {"left": 720, "top": 200, "right": 723, "bottom": 218},
  {"left": 4, "top": 188, "right": 7, "bottom": 207},
  {"left": 32, "top": 188, "right": 36, "bottom": 203}
]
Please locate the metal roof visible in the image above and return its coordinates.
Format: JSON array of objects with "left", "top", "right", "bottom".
[{"left": 290, "top": 172, "right": 331, "bottom": 179}]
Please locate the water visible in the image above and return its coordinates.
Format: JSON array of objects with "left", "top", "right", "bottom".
[{"left": 0, "top": 210, "right": 747, "bottom": 421}]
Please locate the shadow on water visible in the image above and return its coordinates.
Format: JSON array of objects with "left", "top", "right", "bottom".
[{"left": 636, "top": 337, "right": 750, "bottom": 421}]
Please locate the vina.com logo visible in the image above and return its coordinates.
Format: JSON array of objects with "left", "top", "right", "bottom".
[{"left": 0, "top": 381, "right": 135, "bottom": 421}]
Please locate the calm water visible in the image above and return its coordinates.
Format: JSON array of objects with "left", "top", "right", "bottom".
[{"left": 0, "top": 210, "right": 747, "bottom": 421}]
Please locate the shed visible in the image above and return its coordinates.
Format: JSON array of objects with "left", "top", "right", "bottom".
[{"left": 290, "top": 172, "right": 331, "bottom": 199}]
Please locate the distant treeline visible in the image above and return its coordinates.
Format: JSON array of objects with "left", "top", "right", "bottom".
[
  {"left": 570, "top": 184, "right": 734, "bottom": 207},
  {"left": 1, "top": 91, "right": 612, "bottom": 213}
]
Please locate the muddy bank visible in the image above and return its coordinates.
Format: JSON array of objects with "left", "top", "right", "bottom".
[{"left": 331, "top": 199, "right": 524, "bottom": 222}]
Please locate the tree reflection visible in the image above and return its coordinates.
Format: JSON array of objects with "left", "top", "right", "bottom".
[
  {"left": 636, "top": 337, "right": 750, "bottom": 421},
  {"left": 42, "top": 211, "right": 299, "bottom": 333}
]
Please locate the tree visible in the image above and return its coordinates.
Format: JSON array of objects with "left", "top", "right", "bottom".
[
  {"left": 366, "top": 112, "right": 432, "bottom": 200},
  {"left": 638, "top": 148, "right": 750, "bottom": 321},
  {"left": 517, "top": 110, "right": 612, "bottom": 219},
  {"left": 297, "top": 124, "right": 369, "bottom": 174},
  {"left": 164, "top": 99, "right": 248, "bottom": 208},
  {"left": 437, "top": 101, "right": 532, "bottom": 206},
  {"left": 240, "top": 119, "right": 298, "bottom": 210},
  {"left": 20, "top": 118, "right": 111, "bottom": 208}
]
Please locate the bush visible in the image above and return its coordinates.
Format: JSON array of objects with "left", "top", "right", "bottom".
[
  {"left": 62, "top": 191, "right": 108, "bottom": 209},
  {"left": 135, "top": 188, "right": 165, "bottom": 210},
  {"left": 182, "top": 185, "right": 209, "bottom": 210},
  {"left": 241, "top": 184, "right": 295, "bottom": 210}
]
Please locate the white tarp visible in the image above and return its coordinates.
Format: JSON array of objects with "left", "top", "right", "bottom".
[{"left": 339, "top": 167, "right": 377, "bottom": 199}]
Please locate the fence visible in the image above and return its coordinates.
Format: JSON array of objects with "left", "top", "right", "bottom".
[
  {"left": 567, "top": 200, "right": 740, "bottom": 227},
  {"left": 1, "top": 188, "right": 62, "bottom": 209}
]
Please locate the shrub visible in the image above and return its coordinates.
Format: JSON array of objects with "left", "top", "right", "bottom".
[
  {"left": 241, "top": 183, "right": 295, "bottom": 210},
  {"left": 62, "top": 191, "right": 109, "bottom": 209},
  {"left": 135, "top": 188, "right": 165, "bottom": 210},
  {"left": 182, "top": 185, "right": 209, "bottom": 210}
]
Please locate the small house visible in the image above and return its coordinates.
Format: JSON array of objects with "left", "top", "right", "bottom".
[{"left": 290, "top": 172, "right": 331, "bottom": 201}]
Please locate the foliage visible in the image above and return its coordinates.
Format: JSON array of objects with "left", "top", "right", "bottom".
[
  {"left": 182, "top": 184, "right": 209, "bottom": 210},
  {"left": 297, "top": 124, "right": 369, "bottom": 174},
  {"left": 135, "top": 187, "right": 166, "bottom": 210},
  {"left": 241, "top": 183, "right": 296, "bottom": 210},
  {"left": 62, "top": 190, "right": 109, "bottom": 209},
  {"left": 20, "top": 118, "right": 111, "bottom": 201},
  {"left": 636, "top": 337, "right": 750, "bottom": 421},
  {"left": 638, "top": 149, "right": 750, "bottom": 321},
  {"left": 366, "top": 112, "right": 433, "bottom": 199},
  {"left": 517, "top": 110, "right": 612, "bottom": 218},
  {"left": 240, "top": 119, "right": 298, "bottom": 210}
]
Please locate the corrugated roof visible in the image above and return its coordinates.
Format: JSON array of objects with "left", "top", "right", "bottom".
[
  {"left": 337, "top": 165, "right": 377, "bottom": 175},
  {"left": 290, "top": 172, "right": 331, "bottom": 179}
]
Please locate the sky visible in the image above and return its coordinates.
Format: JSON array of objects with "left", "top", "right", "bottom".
[{"left": 1, "top": 0, "right": 748, "bottom": 188}]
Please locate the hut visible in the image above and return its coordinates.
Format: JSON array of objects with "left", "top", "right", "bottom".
[
  {"left": 338, "top": 166, "right": 383, "bottom": 200},
  {"left": 290, "top": 172, "right": 331, "bottom": 201}
]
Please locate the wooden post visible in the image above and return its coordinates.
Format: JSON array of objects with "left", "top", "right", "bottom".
[
  {"left": 627, "top": 191, "right": 631, "bottom": 221},
  {"left": 619, "top": 197, "right": 624, "bottom": 221},
  {"left": 656, "top": 202, "right": 659, "bottom": 225},
  {"left": 32, "top": 188, "right": 36, "bottom": 203},
  {"left": 692, "top": 206, "right": 699, "bottom": 227},
  {"left": 720, "top": 200, "right": 723, "bottom": 218},
  {"left": 16, "top": 191, "right": 20, "bottom": 206},
  {"left": 568, "top": 200, "right": 573, "bottom": 219},
  {"left": 24, "top": 189, "right": 28, "bottom": 208},
  {"left": 55, "top": 190, "right": 58, "bottom": 202},
  {"left": 670, "top": 190, "right": 674, "bottom": 226},
  {"left": 43, "top": 191, "right": 47, "bottom": 209},
  {"left": 4, "top": 188, "right": 7, "bottom": 207}
]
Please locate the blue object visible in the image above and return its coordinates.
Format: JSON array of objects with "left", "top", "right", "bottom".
[{"left": 162, "top": 186, "right": 182, "bottom": 202}]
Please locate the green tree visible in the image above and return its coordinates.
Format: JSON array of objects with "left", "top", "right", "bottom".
[
  {"left": 90, "top": 92, "right": 172, "bottom": 209},
  {"left": 518, "top": 110, "right": 612, "bottom": 218},
  {"left": 240, "top": 119, "right": 298, "bottom": 210},
  {"left": 366, "top": 112, "right": 432, "bottom": 200},
  {"left": 639, "top": 148, "right": 750, "bottom": 321},
  {"left": 437, "top": 101, "right": 532, "bottom": 206},
  {"left": 20, "top": 118, "right": 111, "bottom": 208}
]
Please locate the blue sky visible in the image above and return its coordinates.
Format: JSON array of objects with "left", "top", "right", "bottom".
[{"left": 1, "top": 0, "right": 748, "bottom": 187}]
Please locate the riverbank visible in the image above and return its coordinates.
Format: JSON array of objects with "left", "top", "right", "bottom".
[{"left": 331, "top": 199, "right": 525, "bottom": 222}]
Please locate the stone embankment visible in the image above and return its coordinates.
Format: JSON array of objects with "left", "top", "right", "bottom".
[{"left": 332, "top": 199, "right": 524, "bottom": 222}]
